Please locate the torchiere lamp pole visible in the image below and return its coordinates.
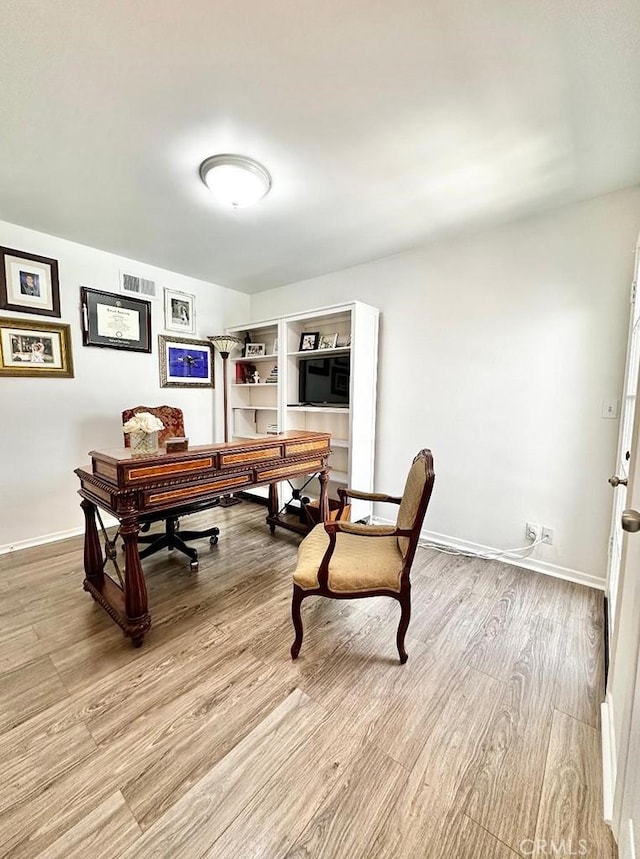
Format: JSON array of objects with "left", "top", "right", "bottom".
[{"left": 208, "top": 334, "right": 242, "bottom": 506}]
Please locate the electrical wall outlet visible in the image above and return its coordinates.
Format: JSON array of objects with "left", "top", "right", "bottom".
[
  {"left": 525, "top": 522, "right": 540, "bottom": 541},
  {"left": 541, "top": 526, "right": 554, "bottom": 545}
]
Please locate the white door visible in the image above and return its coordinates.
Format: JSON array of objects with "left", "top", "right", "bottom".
[
  {"left": 607, "top": 284, "right": 640, "bottom": 854},
  {"left": 607, "top": 242, "right": 640, "bottom": 642}
]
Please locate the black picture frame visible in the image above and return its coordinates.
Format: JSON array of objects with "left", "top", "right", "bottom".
[
  {"left": 80, "top": 286, "right": 152, "bottom": 352},
  {"left": 299, "top": 332, "right": 319, "bottom": 351},
  {"left": 0, "top": 246, "right": 61, "bottom": 317}
]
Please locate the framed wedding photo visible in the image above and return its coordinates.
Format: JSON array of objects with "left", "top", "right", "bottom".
[
  {"left": 0, "top": 316, "right": 74, "bottom": 378},
  {"left": 0, "top": 247, "right": 61, "bottom": 317},
  {"left": 164, "top": 288, "right": 196, "bottom": 335},
  {"left": 159, "top": 335, "right": 214, "bottom": 388},
  {"left": 80, "top": 287, "right": 152, "bottom": 352}
]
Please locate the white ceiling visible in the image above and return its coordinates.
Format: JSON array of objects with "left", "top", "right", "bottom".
[{"left": 1, "top": 0, "right": 639, "bottom": 293}]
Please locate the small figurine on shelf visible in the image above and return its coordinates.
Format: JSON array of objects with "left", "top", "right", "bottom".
[{"left": 252, "top": 370, "right": 261, "bottom": 384}]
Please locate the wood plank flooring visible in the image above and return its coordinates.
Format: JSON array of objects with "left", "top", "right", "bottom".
[{"left": 0, "top": 503, "right": 616, "bottom": 858}]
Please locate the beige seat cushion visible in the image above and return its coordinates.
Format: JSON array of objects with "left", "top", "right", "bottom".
[{"left": 294, "top": 524, "right": 405, "bottom": 593}]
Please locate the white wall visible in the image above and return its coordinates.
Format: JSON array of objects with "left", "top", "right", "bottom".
[
  {"left": 0, "top": 220, "right": 249, "bottom": 551},
  {"left": 251, "top": 187, "right": 640, "bottom": 585}
]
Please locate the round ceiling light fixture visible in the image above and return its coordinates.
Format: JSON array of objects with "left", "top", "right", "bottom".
[{"left": 198, "top": 154, "right": 272, "bottom": 209}]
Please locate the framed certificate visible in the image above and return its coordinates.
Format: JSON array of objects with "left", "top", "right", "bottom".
[{"left": 80, "top": 287, "right": 152, "bottom": 352}]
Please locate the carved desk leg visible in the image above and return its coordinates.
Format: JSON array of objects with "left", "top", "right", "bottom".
[
  {"left": 80, "top": 498, "right": 104, "bottom": 589},
  {"left": 319, "top": 470, "right": 329, "bottom": 522},
  {"left": 121, "top": 519, "right": 151, "bottom": 647},
  {"left": 268, "top": 482, "right": 279, "bottom": 534}
]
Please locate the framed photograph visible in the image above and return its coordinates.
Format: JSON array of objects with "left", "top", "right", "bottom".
[
  {"left": 159, "top": 335, "right": 214, "bottom": 388},
  {"left": 80, "top": 287, "right": 151, "bottom": 352},
  {"left": 299, "top": 332, "right": 319, "bottom": 352},
  {"left": 245, "top": 342, "right": 266, "bottom": 358},
  {"left": 0, "top": 247, "right": 61, "bottom": 317},
  {"left": 0, "top": 316, "right": 74, "bottom": 378},
  {"left": 318, "top": 333, "right": 338, "bottom": 350},
  {"left": 164, "top": 288, "right": 196, "bottom": 334}
]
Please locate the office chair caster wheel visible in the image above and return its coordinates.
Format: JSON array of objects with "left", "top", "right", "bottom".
[
  {"left": 189, "top": 560, "right": 199, "bottom": 572},
  {"left": 209, "top": 535, "right": 218, "bottom": 546}
]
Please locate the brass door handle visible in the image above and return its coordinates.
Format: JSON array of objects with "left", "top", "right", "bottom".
[
  {"left": 609, "top": 475, "right": 628, "bottom": 487},
  {"left": 622, "top": 509, "right": 640, "bottom": 533}
]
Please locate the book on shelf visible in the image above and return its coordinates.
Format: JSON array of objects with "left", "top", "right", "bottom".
[
  {"left": 265, "top": 364, "right": 278, "bottom": 383},
  {"left": 235, "top": 362, "right": 256, "bottom": 383}
]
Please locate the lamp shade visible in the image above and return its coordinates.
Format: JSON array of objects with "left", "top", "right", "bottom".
[
  {"left": 208, "top": 334, "right": 242, "bottom": 356},
  {"left": 199, "top": 155, "right": 272, "bottom": 208}
]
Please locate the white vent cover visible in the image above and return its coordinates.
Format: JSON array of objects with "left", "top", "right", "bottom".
[{"left": 120, "top": 271, "right": 159, "bottom": 300}]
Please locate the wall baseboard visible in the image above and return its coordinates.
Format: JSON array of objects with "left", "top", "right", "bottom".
[
  {"left": 373, "top": 519, "right": 606, "bottom": 591},
  {"left": 601, "top": 693, "right": 616, "bottom": 826},
  {"left": 2, "top": 517, "right": 607, "bottom": 594},
  {"left": 0, "top": 515, "right": 120, "bottom": 556}
]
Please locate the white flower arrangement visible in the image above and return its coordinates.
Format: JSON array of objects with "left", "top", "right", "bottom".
[{"left": 122, "top": 412, "right": 165, "bottom": 434}]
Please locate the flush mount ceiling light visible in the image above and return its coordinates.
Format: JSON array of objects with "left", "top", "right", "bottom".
[{"left": 198, "top": 154, "right": 272, "bottom": 209}]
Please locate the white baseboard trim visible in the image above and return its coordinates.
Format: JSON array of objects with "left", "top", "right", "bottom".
[
  {"left": 372, "top": 519, "right": 606, "bottom": 591},
  {"left": 601, "top": 693, "right": 616, "bottom": 827},
  {"left": 0, "top": 514, "right": 120, "bottom": 556}
]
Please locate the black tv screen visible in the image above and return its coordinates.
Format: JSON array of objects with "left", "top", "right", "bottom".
[{"left": 299, "top": 354, "right": 350, "bottom": 405}]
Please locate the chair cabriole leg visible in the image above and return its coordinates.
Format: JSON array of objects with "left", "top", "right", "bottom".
[
  {"left": 291, "top": 585, "right": 305, "bottom": 659},
  {"left": 396, "top": 590, "right": 411, "bottom": 664}
]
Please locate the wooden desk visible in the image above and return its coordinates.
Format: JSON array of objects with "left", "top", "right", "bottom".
[{"left": 75, "top": 431, "right": 331, "bottom": 646}]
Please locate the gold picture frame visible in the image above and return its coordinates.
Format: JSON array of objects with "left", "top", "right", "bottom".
[{"left": 0, "top": 316, "right": 74, "bottom": 378}]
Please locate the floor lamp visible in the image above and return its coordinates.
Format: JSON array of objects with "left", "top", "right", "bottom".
[{"left": 209, "top": 334, "right": 242, "bottom": 506}]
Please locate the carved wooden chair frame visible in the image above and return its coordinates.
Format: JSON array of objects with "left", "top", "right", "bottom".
[{"left": 291, "top": 449, "right": 435, "bottom": 663}]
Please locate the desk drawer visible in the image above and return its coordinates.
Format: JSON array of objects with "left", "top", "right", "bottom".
[
  {"left": 125, "top": 455, "right": 217, "bottom": 484},
  {"left": 285, "top": 439, "right": 330, "bottom": 457},
  {"left": 257, "top": 458, "right": 324, "bottom": 482},
  {"left": 144, "top": 472, "right": 249, "bottom": 506},
  {"left": 219, "top": 445, "right": 282, "bottom": 467}
]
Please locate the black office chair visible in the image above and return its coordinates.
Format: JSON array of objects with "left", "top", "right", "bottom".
[{"left": 122, "top": 405, "right": 219, "bottom": 569}]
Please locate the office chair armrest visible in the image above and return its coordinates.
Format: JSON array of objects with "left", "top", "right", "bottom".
[{"left": 337, "top": 487, "right": 402, "bottom": 505}]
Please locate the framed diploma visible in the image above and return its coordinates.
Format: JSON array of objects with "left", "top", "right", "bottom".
[{"left": 80, "top": 287, "right": 152, "bottom": 352}]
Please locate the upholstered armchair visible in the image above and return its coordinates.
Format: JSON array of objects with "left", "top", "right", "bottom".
[
  {"left": 291, "top": 449, "right": 435, "bottom": 663},
  {"left": 122, "top": 405, "right": 220, "bottom": 569}
]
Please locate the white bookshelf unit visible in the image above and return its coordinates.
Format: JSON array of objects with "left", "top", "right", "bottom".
[{"left": 226, "top": 301, "right": 379, "bottom": 522}]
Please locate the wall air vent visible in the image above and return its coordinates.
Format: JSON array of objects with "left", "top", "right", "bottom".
[{"left": 120, "top": 271, "right": 159, "bottom": 300}]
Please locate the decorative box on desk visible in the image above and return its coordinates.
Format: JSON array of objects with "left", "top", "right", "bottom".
[
  {"left": 74, "top": 430, "right": 332, "bottom": 647},
  {"left": 165, "top": 436, "right": 189, "bottom": 453}
]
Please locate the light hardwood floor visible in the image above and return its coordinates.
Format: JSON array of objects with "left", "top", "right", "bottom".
[{"left": 0, "top": 503, "right": 616, "bottom": 858}]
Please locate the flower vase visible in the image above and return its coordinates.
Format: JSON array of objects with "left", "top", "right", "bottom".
[{"left": 129, "top": 430, "right": 159, "bottom": 456}]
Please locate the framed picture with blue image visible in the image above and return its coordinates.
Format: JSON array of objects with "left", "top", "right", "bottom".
[{"left": 158, "top": 334, "right": 214, "bottom": 388}]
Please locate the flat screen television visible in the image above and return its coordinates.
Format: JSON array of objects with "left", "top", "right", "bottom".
[{"left": 298, "top": 354, "right": 350, "bottom": 405}]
